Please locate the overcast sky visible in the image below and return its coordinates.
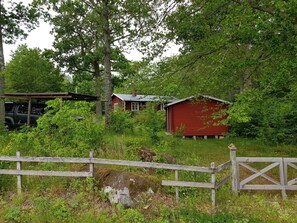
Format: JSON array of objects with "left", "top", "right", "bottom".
[
  {"left": 3, "top": 21, "right": 54, "bottom": 63},
  {"left": 3, "top": 0, "right": 180, "bottom": 64}
]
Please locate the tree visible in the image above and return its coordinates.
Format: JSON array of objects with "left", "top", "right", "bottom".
[
  {"left": 42, "top": 0, "right": 135, "bottom": 119},
  {"left": 5, "top": 45, "right": 64, "bottom": 93},
  {"left": 0, "top": 0, "right": 39, "bottom": 130},
  {"left": 162, "top": 0, "right": 297, "bottom": 143},
  {"left": 36, "top": 0, "right": 175, "bottom": 127}
]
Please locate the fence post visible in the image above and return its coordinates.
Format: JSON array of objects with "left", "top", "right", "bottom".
[
  {"left": 16, "top": 151, "right": 22, "bottom": 194},
  {"left": 211, "top": 162, "right": 216, "bottom": 209},
  {"left": 175, "top": 170, "right": 179, "bottom": 203},
  {"left": 280, "top": 158, "right": 287, "bottom": 200},
  {"left": 89, "top": 151, "right": 94, "bottom": 177},
  {"left": 229, "top": 144, "right": 239, "bottom": 195}
]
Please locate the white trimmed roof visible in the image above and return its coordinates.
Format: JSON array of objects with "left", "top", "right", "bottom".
[
  {"left": 166, "top": 95, "right": 231, "bottom": 107},
  {"left": 112, "top": 93, "right": 178, "bottom": 103}
]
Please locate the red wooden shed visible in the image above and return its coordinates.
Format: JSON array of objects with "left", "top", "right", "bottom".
[{"left": 166, "top": 95, "right": 230, "bottom": 137}]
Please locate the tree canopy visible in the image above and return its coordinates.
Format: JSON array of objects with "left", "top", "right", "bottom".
[
  {"left": 115, "top": 0, "right": 297, "bottom": 144},
  {"left": 35, "top": 0, "right": 175, "bottom": 126},
  {"left": 5, "top": 45, "right": 64, "bottom": 93}
]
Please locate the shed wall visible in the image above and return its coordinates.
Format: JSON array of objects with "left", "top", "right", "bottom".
[{"left": 166, "top": 99, "right": 229, "bottom": 136}]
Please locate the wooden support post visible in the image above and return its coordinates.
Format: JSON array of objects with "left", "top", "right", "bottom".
[
  {"left": 204, "top": 136, "right": 208, "bottom": 139},
  {"left": 280, "top": 158, "right": 287, "bottom": 200},
  {"left": 89, "top": 151, "right": 94, "bottom": 177},
  {"left": 16, "top": 152, "right": 22, "bottom": 194},
  {"left": 27, "top": 99, "right": 32, "bottom": 125},
  {"left": 211, "top": 162, "right": 216, "bottom": 209},
  {"left": 59, "top": 97, "right": 63, "bottom": 108},
  {"left": 193, "top": 136, "right": 196, "bottom": 140},
  {"left": 175, "top": 170, "right": 179, "bottom": 203},
  {"left": 215, "top": 136, "right": 218, "bottom": 139},
  {"left": 229, "top": 144, "right": 239, "bottom": 195}
]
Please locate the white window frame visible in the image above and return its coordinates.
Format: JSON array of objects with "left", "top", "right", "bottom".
[
  {"left": 160, "top": 103, "right": 165, "bottom": 111},
  {"left": 131, "top": 102, "right": 139, "bottom": 111},
  {"left": 114, "top": 103, "right": 119, "bottom": 111}
]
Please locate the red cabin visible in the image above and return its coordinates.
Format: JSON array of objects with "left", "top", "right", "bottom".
[
  {"left": 112, "top": 93, "right": 177, "bottom": 111},
  {"left": 166, "top": 95, "right": 230, "bottom": 137}
]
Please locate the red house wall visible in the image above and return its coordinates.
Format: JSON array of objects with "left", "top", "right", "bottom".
[
  {"left": 166, "top": 98, "right": 229, "bottom": 136},
  {"left": 112, "top": 96, "right": 123, "bottom": 110},
  {"left": 112, "top": 95, "right": 163, "bottom": 111}
]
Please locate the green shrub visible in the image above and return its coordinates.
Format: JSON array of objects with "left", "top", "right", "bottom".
[
  {"left": 134, "top": 103, "right": 165, "bottom": 144},
  {"left": 4, "top": 207, "right": 21, "bottom": 222},
  {"left": 8, "top": 99, "right": 104, "bottom": 157},
  {"left": 109, "top": 110, "right": 134, "bottom": 134},
  {"left": 51, "top": 198, "right": 71, "bottom": 222}
]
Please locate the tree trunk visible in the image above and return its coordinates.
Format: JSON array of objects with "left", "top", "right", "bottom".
[
  {"left": 93, "top": 61, "right": 102, "bottom": 122},
  {"left": 0, "top": 25, "right": 5, "bottom": 131},
  {"left": 102, "top": 0, "right": 112, "bottom": 127}
]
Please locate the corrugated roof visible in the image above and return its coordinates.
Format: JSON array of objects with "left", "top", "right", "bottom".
[
  {"left": 166, "top": 95, "right": 231, "bottom": 107},
  {"left": 2, "top": 92, "right": 98, "bottom": 101},
  {"left": 112, "top": 93, "right": 178, "bottom": 103}
]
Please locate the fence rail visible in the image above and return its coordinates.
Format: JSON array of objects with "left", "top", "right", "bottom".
[
  {"left": 0, "top": 151, "right": 231, "bottom": 208},
  {"left": 2, "top": 145, "right": 294, "bottom": 207}
]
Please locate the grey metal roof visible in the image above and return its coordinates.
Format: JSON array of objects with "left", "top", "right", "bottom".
[
  {"left": 166, "top": 95, "right": 231, "bottom": 107},
  {"left": 112, "top": 94, "right": 178, "bottom": 103}
]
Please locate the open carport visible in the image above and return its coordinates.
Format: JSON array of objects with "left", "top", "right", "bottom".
[{"left": 2, "top": 92, "right": 98, "bottom": 125}]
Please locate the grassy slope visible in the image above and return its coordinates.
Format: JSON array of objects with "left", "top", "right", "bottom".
[{"left": 0, "top": 133, "right": 296, "bottom": 222}]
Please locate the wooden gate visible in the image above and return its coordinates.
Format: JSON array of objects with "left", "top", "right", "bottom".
[{"left": 229, "top": 144, "right": 297, "bottom": 199}]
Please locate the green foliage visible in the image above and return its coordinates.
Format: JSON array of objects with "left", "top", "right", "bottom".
[
  {"left": 1, "top": 2, "right": 39, "bottom": 44},
  {"left": 229, "top": 79, "right": 297, "bottom": 144},
  {"left": 134, "top": 103, "right": 165, "bottom": 144},
  {"left": 4, "top": 45, "right": 64, "bottom": 93},
  {"left": 4, "top": 207, "right": 21, "bottom": 222},
  {"left": 113, "top": 206, "right": 145, "bottom": 223},
  {"left": 128, "top": 0, "right": 297, "bottom": 145},
  {"left": 109, "top": 110, "right": 134, "bottom": 134},
  {"left": 8, "top": 99, "right": 104, "bottom": 157},
  {"left": 51, "top": 198, "right": 71, "bottom": 222}
]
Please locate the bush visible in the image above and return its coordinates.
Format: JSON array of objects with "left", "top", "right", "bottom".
[
  {"left": 134, "top": 103, "right": 165, "bottom": 144},
  {"left": 229, "top": 89, "right": 297, "bottom": 145},
  {"left": 8, "top": 99, "right": 104, "bottom": 157},
  {"left": 109, "top": 110, "right": 134, "bottom": 134}
]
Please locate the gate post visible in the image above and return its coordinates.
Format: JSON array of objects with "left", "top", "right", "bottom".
[
  {"left": 280, "top": 158, "right": 287, "bottom": 200},
  {"left": 229, "top": 144, "right": 239, "bottom": 194}
]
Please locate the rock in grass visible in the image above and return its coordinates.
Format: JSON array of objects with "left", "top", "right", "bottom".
[{"left": 94, "top": 168, "right": 158, "bottom": 207}]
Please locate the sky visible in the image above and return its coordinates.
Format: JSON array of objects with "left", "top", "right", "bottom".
[
  {"left": 3, "top": 0, "right": 180, "bottom": 64},
  {"left": 3, "top": 21, "right": 54, "bottom": 63},
  {"left": 3, "top": 21, "right": 180, "bottom": 64}
]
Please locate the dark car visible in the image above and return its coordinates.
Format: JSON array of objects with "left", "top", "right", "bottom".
[
  {"left": 5, "top": 102, "right": 46, "bottom": 130},
  {"left": 5, "top": 102, "right": 83, "bottom": 130}
]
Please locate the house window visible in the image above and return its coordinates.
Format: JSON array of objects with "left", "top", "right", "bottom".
[
  {"left": 160, "top": 103, "right": 165, "bottom": 111},
  {"left": 114, "top": 103, "right": 119, "bottom": 111},
  {"left": 131, "top": 102, "right": 139, "bottom": 111}
]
